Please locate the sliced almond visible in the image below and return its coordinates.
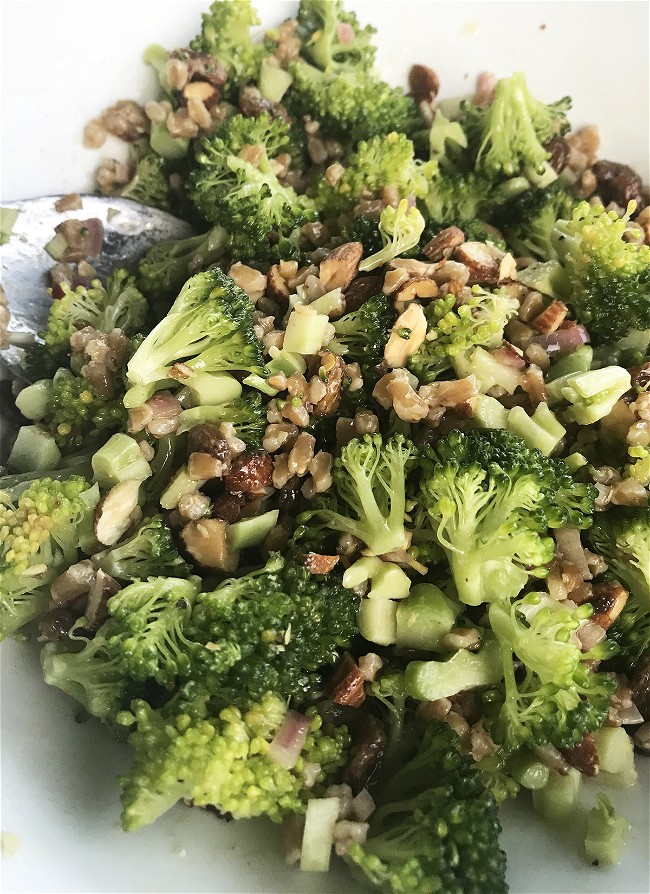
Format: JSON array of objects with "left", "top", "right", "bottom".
[
  {"left": 422, "top": 227, "right": 465, "bottom": 262},
  {"left": 183, "top": 81, "right": 217, "bottom": 102},
  {"left": 384, "top": 303, "right": 427, "bottom": 368},
  {"left": 267, "top": 264, "right": 290, "bottom": 300},
  {"left": 181, "top": 518, "right": 239, "bottom": 572},
  {"left": 454, "top": 242, "right": 501, "bottom": 284},
  {"left": 326, "top": 653, "right": 366, "bottom": 707},
  {"left": 382, "top": 267, "right": 410, "bottom": 295},
  {"left": 389, "top": 257, "right": 438, "bottom": 276},
  {"left": 394, "top": 276, "right": 439, "bottom": 312},
  {"left": 319, "top": 242, "right": 363, "bottom": 291},
  {"left": 94, "top": 479, "right": 141, "bottom": 546},
  {"left": 531, "top": 300, "right": 569, "bottom": 335},
  {"left": 304, "top": 552, "right": 340, "bottom": 574}
]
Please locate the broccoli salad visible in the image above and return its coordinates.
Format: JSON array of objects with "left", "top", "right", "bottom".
[{"left": 1, "top": 1, "right": 649, "bottom": 891}]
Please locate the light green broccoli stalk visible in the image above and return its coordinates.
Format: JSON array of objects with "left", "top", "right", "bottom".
[{"left": 358, "top": 200, "right": 426, "bottom": 272}]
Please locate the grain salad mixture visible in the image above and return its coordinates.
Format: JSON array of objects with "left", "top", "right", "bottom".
[{"left": 1, "top": 2, "right": 650, "bottom": 891}]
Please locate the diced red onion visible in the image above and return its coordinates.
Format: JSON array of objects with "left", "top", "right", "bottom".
[
  {"left": 617, "top": 704, "right": 644, "bottom": 726},
  {"left": 349, "top": 788, "right": 375, "bottom": 822},
  {"left": 84, "top": 217, "right": 105, "bottom": 258},
  {"left": 533, "top": 744, "right": 571, "bottom": 775},
  {"left": 531, "top": 325, "right": 590, "bottom": 357},
  {"left": 269, "top": 710, "right": 309, "bottom": 770},
  {"left": 336, "top": 22, "right": 355, "bottom": 43},
  {"left": 491, "top": 343, "right": 526, "bottom": 370},
  {"left": 577, "top": 619, "right": 607, "bottom": 651}
]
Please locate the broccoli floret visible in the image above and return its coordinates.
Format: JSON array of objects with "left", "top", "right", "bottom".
[
  {"left": 316, "top": 132, "right": 431, "bottom": 218},
  {"left": 117, "top": 141, "right": 171, "bottom": 212},
  {"left": 176, "top": 392, "right": 266, "bottom": 447},
  {"left": 485, "top": 592, "right": 616, "bottom": 750},
  {"left": 463, "top": 72, "right": 571, "bottom": 177},
  {"left": 296, "top": 0, "right": 376, "bottom": 74},
  {"left": 359, "top": 200, "right": 426, "bottom": 272},
  {"left": 494, "top": 183, "right": 578, "bottom": 260},
  {"left": 347, "top": 721, "right": 507, "bottom": 894},
  {"left": 0, "top": 477, "right": 92, "bottom": 638},
  {"left": 125, "top": 268, "right": 265, "bottom": 406},
  {"left": 41, "top": 368, "right": 126, "bottom": 454},
  {"left": 588, "top": 506, "right": 650, "bottom": 672},
  {"left": 190, "top": 0, "right": 263, "bottom": 95},
  {"left": 26, "top": 270, "right": 148, "bottom": 377},
  {"left": 118, "top": 688, "right": 349, "bottom": 830},
  {"left": 92, "top": 516, "right": 190, "bottom": 582},
  {"left": 305, "top": 433, "right": 416, "bottom": 555},
  {"left": 137, "top": 224, "right": 229, "bottom": 304},
  {"left": 186, "top": 554, "right": 360, "bottom": 707},
  {"left": 189, "top": 113, "right": 315, "bottom": 259},
  {"left": 423, "top": 171, "right": 496, "bottom": 226},
  {"left": 625, "top": 445, "right": 650, "bottom": 487},
  {"left": 408, "top": 287, "right": 519, "bottom": 383},
  {"left": 330, "top": 293, "right": 394, "bottom": 367},
  {"left": 418, "top": 429, "right": 596, "bottom": 605},
  {"left": 288, "top": 61, "right": 419, "bottom": 144}
]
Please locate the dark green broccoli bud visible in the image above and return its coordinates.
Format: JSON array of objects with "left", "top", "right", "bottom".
[
  {"left": 347, "top": 721, "right": 507, "bottom": 894},
  {"left": 118, "top": 141, "right": 171, "bottom": 212},
  {"left": 287, "top": 61, "right": 420, "bottom": 144},
  {"left": 303, "top": 433, "right": 416, "bottom": 556},
  {"left": 186, "top": 554, "right": 360, "bottom": 708},
  {"left": 316, "top": 132, "right": 431, "bottom": 218},
  {"left": 492, "top": 183, "right": 578, "bottom": 260},
  {"left": 587, "top": 505, "right": 650, "bottom": 672},
  {"left": 462, "top": 71, "right": 571, "bottom": 176},
  {"left": 92, "top": 515, "right": 190, "bottom": 582},
  {"left": 25, "top": 270, "right": 148, "bottom": 378},
  {"left": 137, "top": 224, "right": 229, "bottom": 304},
  {"left": 527, "top": 201, "right": 650, "bottom": 344},
  {"left": 339, "top": 213, "right": 384, "bottom": 254},
  {"left": 296, "top": 0, "right": 376, "bottom": 74},
  {"left": 177, "top": 391, "right": 266, "bottom": 448},
  {"left": 0, "top": 476, "right": 94, "bottom": 639},
  {"left": 190, "top": 0, "right": 263, "bottom": 96},
  {"left": 330, "top": 293, "right": 394, "bottom": 368},
  {"left": 42, "top": 368, "right": 126, "bottom": 454},
  {"left": 117, "top": 689, "right": 350, "bottom": 830},
  {"left": 422, "top": 171, "right": 497, "bottom": 227},
  {"left": 188, "top": 113, "right": 315, "bottom": 260},
  {"left": 485, "top": 591, "right": 617, "bottom": 750},
  {"left": 124, "top": 268, "right": 265, "bottom": 407},
  {"left": 418, "top": 429, "right": 596, "bottom": 605},
  {"left": 407, "top": 287, "right": 519, "bottom": 384}
]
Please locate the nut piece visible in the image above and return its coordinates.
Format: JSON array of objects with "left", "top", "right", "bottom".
[
  {"left": 561, "top": 732, "right": 599, "bottom": 777},
  {"left": 384, "top": 303, "right": 427, "bottom": 368},
  {"left": 409, "top": 64, "right": 440, "bottom": 106},
  {"left": 228, "top": 262, "right": 267, "bottom": 303},
  {"left": 454, "top": 242, "right": 501, "bottom": 284},
  {"left": 422, "top": 227, "right": 465, "bottom": 262},
  {"left": 183, "top": 80, "right": 217, "bottom": 102},
  {"left": 531, "top": 300, "right": 569, "bottom": 335},
  {"left": 50, "top": 560, "right": 96, "bottom": 604},
  {"left": 267, "top": 264, "right": 291, "bottom": 300},
  {"left": 94, "top": 479, "right": 141, "bottom": 546},
  {"left": 312, "top": 353, "right": 345, "bottom": 417},
  {"left": 326, "top": 653, "right": 366, "bottom": 707},
  {"left": 188, "top": 451, "right": 225, "bottom": 481},
  {"left": 394, "top": 276, "right": 439, "bottom": 312},
  {"left": 319, "top": 242, "right": 363, "bottom": 292},
  {"left": 590, "top": 581, "right": 629, "bottom": 630},
  {"left": 181, "top": 518, "right": 238, "bottom": 571},
  {"left": 304, "top": 552, "right": 340, "bottom": 574}
]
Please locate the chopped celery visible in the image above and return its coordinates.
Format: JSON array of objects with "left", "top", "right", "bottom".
[
  {"left": 0, "top": 207, "right": 19, "bottom": 244},
  {"left": 227, "top": 510, "right": 279, "bottom": 551},
  {"left": 546, "top": 345, "right": 593, "bottom": 382},
  {"left": 592, "top": 727, "right": 637, "bottom": 788},
  {"left": 565, "top": 452, "right": 588, "bottom": 472},
  {"left": 7, "top": 425, "right": 61, "bottom": 472},
  {"left": 91, "top": 433, "right": 152, "bottom": 489},
  {"left": 309, "top": 288, "right": 343, "bottom": 317},
  {"left": 44, "top": 232, "right": 68, "bottom": 260},
  {"left": 508, "top": 752, "right": 550, "bottom": 790},
  {"left": 395, "top": 584, "right": 460, "bottom": 651},
  {"left": 342, "top": 557, "right": 411, "bottom": 599},
  {"left": 266, "top": 348, "right": 307, "bottom": 377},
  {"left": 183, "top": 371, "right": 242, "bottom": 406},
  {"left": 455, "top": 347, "right": 522, "bottom": 394},
  {"left": 283, "top": 307, "right": 330, "bottom": 355},
  {"left": 149, "top": 121, "right": 189, "bottom": 160},
  {"left": 358, "top": 597, "right": 397, "bottom": 646},
  {"left": 404, "top": 635, "right": 503, "bottom": 701},
  {"left": 160, "top": 465, "right": 204, "bottom": 510},
  {"left": 532, "top": 767, "right": 581, "bottom": 823},
  {"left": 584, "top": 794, "right": 630, "bottom": 866},
  {"left": 242, "top": 373, "right": 279, "bottom": 396},
  {"left": 259, "top": 57, "right": 293, "bottom": 102},
  {"left": 472, "top": 394, "right": 509, "bottom": 430},
  {"left": 507, "top": 403, "right": 565, "bottom": 455},
  {"left": 300, "top": 797, "right": 340, "bottom": 872},
  {"left": 15, "top": 380, "right": 53, "bottom": 421}
]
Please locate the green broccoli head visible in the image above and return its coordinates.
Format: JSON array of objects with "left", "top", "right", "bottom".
[
  {"left": 331, "top": 293, "right": 394, "bottom": 368},
  {"left": 288, "top": 61, "right": 420, "bottom": 144},
  {"left": 137, "top": 224, "right": 229, "bottom": 304},
  {"left": 43, "top": 368, "right": 126, "bottom": 454},
  {"left": 118, "top": 141, "right": 171, "bottom": 212},
  {"left": 125, "top": 268, "right": 265, "bottom": 404},
  {"left": 177, "top": 392, "right": 266, "bottom": 448},
  {"left": 418, "top": 429, "right": 596, "bottom": 605},
  {"left": 189, "top": 113, "right": 315, "bottom": 259},
  {"left": 588, "top": 505, "right": 650, "bottom": 672},
  {"left": 485, "top": 592, "right": 616, "bottom": 750},
  {"left": 316, "top": 132, "right": 431, "bottom": 218},
  {"left": 187, "top": 554, "right": 360, "bottom": 707},
  {"left": 190, "top": 0, "right": 263, "bottom": 95},
  {"left": 296, "top": 0, "right": 376, "bottom": 74},
  {"left": 93, "top": 515, "right": 190, "bottom": 582},
  {"left": 463, "top": 71, "right": 571, "bottom": 176},
  {"left": 494, "top": 183, "right": 578, "bottom": 260},
  {"left": 305, "top": 433, "right": 416, "bottom": 555},
  {"left": 0, "top": 476, "right": 93, "bottom": 638},
  {"left": 408, "top": 286, "right": 519, "bottom": 383},
  {"left": 423, "top": 170, "right": 496, "bottom": 226},
  {"left": 553, "top": 201, "right": 650, "bottom": 343},
  {"left": 26, "top": 270, "right": 148, "bottom": 377},
  {"left": 358, "top": 200, "right": 426, "bottom": 272},
  {"left": 118, "top": 688, "right": 349, "bottom": 830},
  {"left": 347, "top": 720, "right": 507, "bottom": 894}
]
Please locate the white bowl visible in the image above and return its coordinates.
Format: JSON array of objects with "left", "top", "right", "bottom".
[{"left": 1, "top": 3, "right": 649, "bottom": 892}]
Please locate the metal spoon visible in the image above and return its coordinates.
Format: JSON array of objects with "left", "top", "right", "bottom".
[{"left": 0, "top": 195, "right": 193, "bottom": 379}]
